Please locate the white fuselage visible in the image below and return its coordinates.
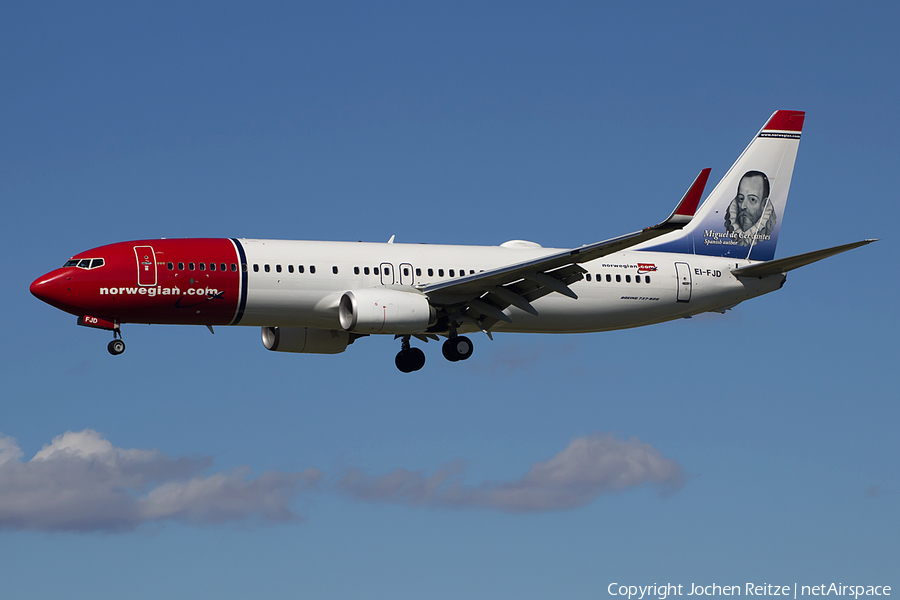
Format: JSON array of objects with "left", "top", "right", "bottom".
[{"left": 236, "top": 239, "right": 785, "bottom": 334}]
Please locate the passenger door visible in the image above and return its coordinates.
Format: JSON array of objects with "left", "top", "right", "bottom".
[{"left": 134, "top": 245, "right": 157, "bottom": 286}]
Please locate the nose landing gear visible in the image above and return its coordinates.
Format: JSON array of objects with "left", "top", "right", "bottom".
[
  {"left": 76, "top": 315, "right": 125, "bottom": 355},
  {"left": 395, "top": 336, "right": 426, "bottom": 373},
  {"left": 107, "top": 328, "right": 125, "bottom": 356}
]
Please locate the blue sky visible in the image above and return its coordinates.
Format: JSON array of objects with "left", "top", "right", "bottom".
[{"left": 2, "top": 2, "right": 897, "bottom": 598}]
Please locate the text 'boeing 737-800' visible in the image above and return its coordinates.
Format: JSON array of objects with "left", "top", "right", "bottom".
[{"left": 31, "top": 110, "right": 875, "bottom": 372}]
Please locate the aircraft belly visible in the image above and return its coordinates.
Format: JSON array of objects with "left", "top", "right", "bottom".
[
  {"left": 500, "top": 286, "right": 682, "bottom": 333},
  {"left": 240, "top": 281, "right": 340, "bottom": 328}
]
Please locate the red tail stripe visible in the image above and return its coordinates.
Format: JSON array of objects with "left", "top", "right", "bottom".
[{"left": 764, "top": 110, "right": 805, "bottom": 132}]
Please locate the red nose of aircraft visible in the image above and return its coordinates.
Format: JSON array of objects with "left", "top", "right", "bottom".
[{"left": 30, "top": 270, "right": 78, "bottom": 314}]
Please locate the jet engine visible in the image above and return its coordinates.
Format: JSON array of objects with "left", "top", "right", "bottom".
[
  {"left": 338, "top": 289, "right": 435, "bottom": 334},
  {"left": 261, "top": 327, "right": 350, "bottom": 354}
]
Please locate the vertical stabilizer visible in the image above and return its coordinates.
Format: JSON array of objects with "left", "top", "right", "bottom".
[{"left": 639, "top": 110, "right": 804, "bottom": 261}]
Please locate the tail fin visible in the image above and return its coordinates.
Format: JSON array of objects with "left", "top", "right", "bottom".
[{"left": 640, "top": 110, "right": 805, "bottom": 261}]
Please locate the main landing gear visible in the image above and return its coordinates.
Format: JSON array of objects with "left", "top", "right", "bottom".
[
  {"left": 442, "top": 336, "right": 473, "bottom": 362},
  {"left": 394, "top": 334, "right": 475, "bottom": 373},
  {"left": 395, "top": 336, "right": 426, "bottom": 373}
]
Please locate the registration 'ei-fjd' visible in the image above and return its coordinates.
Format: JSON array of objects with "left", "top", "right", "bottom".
[{"left": 31, "top": 110, "right": 875, "bottom": 372}]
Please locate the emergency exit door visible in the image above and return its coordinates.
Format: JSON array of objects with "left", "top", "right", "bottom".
[{"left": 379, "top": 262, "right": 394, "bottom": 285}]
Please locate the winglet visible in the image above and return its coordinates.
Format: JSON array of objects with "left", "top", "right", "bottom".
[
  {"left": 674, "top": 167, "right": 711, "bottom": 221},
  {"left": 650, "top": 168, "right": 711, "bottom": 229}
]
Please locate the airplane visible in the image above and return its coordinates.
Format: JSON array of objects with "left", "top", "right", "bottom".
[{"left": 31, "top": 110, "right": 875, "bottom": 372}]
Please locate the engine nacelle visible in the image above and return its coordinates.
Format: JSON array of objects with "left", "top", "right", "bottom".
[
  {"left": 261, "top": 327, "right": 350, "bottom": 354},
  {"left": 338, "top": 289, "right": 435, "bottom": 334}
]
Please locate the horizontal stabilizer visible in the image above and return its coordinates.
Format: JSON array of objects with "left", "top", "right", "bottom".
[{"left": 731, "top": 239, "right": 877, "bottom": 278}]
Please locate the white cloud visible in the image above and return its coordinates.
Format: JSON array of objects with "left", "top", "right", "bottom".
[
  {"left": 0, "top": 430, "right": 320, "bottom": 533},
  {"left": 0, "top": 435, "right": 23, "bottom": 466},
  {"left": 0, "top": 430, "right": 687, "bottom": 532},
  {"left": 32, "top": 429, "right": 158, "bottom": 465},
  {"left": 336, "top": 433, "right": 687, "bottom": 512}
]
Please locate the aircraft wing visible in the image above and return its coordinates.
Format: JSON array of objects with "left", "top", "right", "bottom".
[
  {"left": 731, "top": 239, "right": 877, "bottom": 278},
  {"left": 422, "top": 169, "right": 711, "bottom": 328}
]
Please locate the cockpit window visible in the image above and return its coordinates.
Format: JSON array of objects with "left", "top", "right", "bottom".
[{"left": 63, "top": 258, "right": 105, "bottom": 269}]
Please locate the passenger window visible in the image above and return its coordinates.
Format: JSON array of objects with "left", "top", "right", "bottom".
[
  {"left": 264, "top": 264, "right": 270, "bottom": 272},
  {"left": 241, "top": 264, "right": 247, "bottom": 272},
  {"left": 626, "top": 275, "right": 631, "bottom": 283},
  {"left": 91, "top": 259, "right": 104, "bottom": 268},
  {"left": 646, "top": 276, "right": 651, "bottom": 284},
  {"left": 167, "top": 262, "right": 174, "bottom": 270},
  {"left": 384, "top": 268, "right": 390, "bottom": 275},
  {"left": 449, "top": 269, "right": 455, "bottom": 277},
  {"left": 374, "top": 267, "right": 379, "bottom": 275},
  {"left": 288, "top": 265, "right": 294, "bottom": 273},
  {"left": 189, "top": 262, "right": 196, "bottom": 271},
  {"left": 354, "top": 267, "right": 360, "bottom": 275},
  {"left": 606, "top": 274, "right": 611, "bottom": 282},
  {"left": 428, "top": 268, "right": 433, "bottom": 277},
  {"left": 636, "top": 275, "right": 641, "bottom": 283},
  {"left": 586, "top": 274, "right": 592, "bottom": 281},
  {"left": 332, "top": 266, "right": 338, "bottom": 274},
  {"left": 221, "top": 263, "right": 227, "bottom": 272},
  {"left": 364, "top": 267, "right": 370, "bottom": 275},
  {"left": 210, "top": 263, "right": 216, "bottom": 271},
  {"left": 199, "top": 263, "right": 206, "bottom": 271},
  {"left": 415, "top": 268, "right": 421, "bottom": 276},
  {"left": 470, "top": 270, "right": 475, "bottom": 275},
  {"left": 178, "top": 262, "right": 185, "bottom": 270},
  {"left": 232, "top": 263, "right": 238, "bottom": 272},
  {"left": 253, "top": 264, "right": 259, "bottom": 272},
  {"left": 276, "top": 264, "right": 282, "bottom": 273},
  {"left": 616, "top": 274, "right": 621, "bottom": 282},
  {"left": 298, "top": 265, "right": 305, "bottom": 273},
  {"left": 403, "top": 267, "right": 409, "bottom": 277},
  {"left": 438, "top": 269, "right": 444, "bottom": 277},
  {"left": 310, "top": 266, "right": 316, "bottom": 274}
]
